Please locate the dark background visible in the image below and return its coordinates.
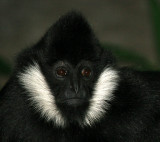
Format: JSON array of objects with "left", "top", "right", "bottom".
[{"left": 0, "top": 0, "right": 160, "bottom": 88}]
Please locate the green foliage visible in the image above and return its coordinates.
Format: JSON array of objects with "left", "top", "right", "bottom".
[
  {"left": 149, "top": 0, "right": 160, "bottom": 63},
  {"left": 0, "top": 56, "right": 11, "bottom": 75},
  {"left": 102, "top": 44, "right": 158, "bottom": 70}
]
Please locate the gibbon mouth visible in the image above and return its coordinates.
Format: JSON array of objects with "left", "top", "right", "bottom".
[
  {"left": 60, "top": 98, "right": 86, "bottom": 102},
  {"left": 58, "top": 98, "right": 87, "bottom": 106}
]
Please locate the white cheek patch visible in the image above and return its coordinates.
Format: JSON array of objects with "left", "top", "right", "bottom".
[
  {"left": 18, "top": 62, "right": 66, "bottom": 127},
  {"left": 84, "top": 67, "right": 119, "bottom": 126}
]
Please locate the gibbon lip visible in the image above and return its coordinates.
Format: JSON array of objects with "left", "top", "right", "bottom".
[
  {"left": 63, "top": 98, "right": 87, "bottom": 107},
  {"left": 58, "top": 98, "right": 88, "bottom": 106},
  {"left": 60, "top": 98, "right": 86, "bottom": 102}
]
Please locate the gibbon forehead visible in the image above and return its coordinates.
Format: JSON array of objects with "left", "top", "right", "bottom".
[{"left": 45, "top": 12, "right": 102, "bottom": 65}]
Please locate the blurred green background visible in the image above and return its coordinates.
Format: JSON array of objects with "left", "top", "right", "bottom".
[
  {"left": 0, "top": 0, "right": 160, "bottom": 88},
  {"left": 103, "top": 0, "right": 160, "bottom": 70}
]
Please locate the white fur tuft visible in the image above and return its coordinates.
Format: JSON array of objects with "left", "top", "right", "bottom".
[
  {"left": 18, "top": 62, "right": 66, "bottom": 127},
  {"left": 84, "top": 67, "right": 119, "bottom": 126}
]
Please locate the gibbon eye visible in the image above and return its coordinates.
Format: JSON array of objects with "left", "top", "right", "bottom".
[
  {"left": 56, "top": 68, "right": 68, "bottom": 77},
  {"left": 81, "top": 68, "right": 92, "bottom": 78}
]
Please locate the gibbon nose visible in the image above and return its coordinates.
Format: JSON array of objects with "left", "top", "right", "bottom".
[
  {"left": 70, "top": 73, "right": 79, "bottom": 94},
  {"left": 70, "top": 80, "right": 79, "bottom": 94}
]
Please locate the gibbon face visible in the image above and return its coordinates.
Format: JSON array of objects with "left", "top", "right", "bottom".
[{"left": 18, "top": 12, "right": 119, "bottom": 127}]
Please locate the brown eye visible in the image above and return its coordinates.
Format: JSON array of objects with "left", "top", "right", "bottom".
[
  {"left": 56, "top": 68, "right": 68, "bottom": 77},
  {"left": 81, "top": 68, "right": 91, "bottom": 78}
]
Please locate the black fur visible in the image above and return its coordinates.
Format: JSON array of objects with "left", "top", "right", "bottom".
[{"left": 0, "top": 11, "right": 160, "bottom": 142}]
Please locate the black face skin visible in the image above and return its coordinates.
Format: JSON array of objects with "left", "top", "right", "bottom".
[
  {"left": 52, "top": 60, "right": 94, "bottom": 121},
  {"left": 53, "top": 61, "right": 93, "bottom": 104}
]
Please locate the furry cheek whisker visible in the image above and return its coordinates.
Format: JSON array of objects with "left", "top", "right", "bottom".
[{"left": 18, "top": 62, "right": 66, "bottom": 127}]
